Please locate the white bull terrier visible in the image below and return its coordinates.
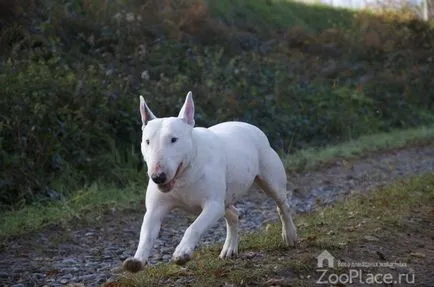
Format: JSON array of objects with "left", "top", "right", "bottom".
[{"left": 123, "top": 91, "right": 297, "bottom": 272}]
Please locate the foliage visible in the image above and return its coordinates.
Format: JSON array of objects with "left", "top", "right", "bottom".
[
  {"left": 0, "top": 0, "right": 433, "bottom": 207},
  {"left": 0, "top": 59, "right": 141, "bottom": 206}
]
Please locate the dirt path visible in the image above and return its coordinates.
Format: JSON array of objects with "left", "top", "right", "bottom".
[{"left": 1, "top": 145, "right": 433, "bottom": 287}]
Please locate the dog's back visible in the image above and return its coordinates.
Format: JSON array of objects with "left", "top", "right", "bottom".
[{"left": 206, "top": 121, "right": 285, "bottom": 205}]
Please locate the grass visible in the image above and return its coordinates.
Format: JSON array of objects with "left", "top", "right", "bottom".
[
  {"left": 114, "top": 173, "right": 434, "bottom": 286},
  {"left": 208, "top": 0, "right": 355, "bottom": 33},
  {"left": 0, "top": 183, "right": 145, "bottom": 238},
  {"left": 283, "top": 124, "right": 434, "bottom": 171},
  {"left": 0, "top": 125, "right": 432, "bottom": 239}
]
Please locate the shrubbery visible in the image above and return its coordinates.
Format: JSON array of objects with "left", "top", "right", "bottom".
[
  {"left": 0, "top": 59, "right": 139, "bottom": 205},
  {"left": 1, "top": 0, "right": 433, "bottom": 207}
]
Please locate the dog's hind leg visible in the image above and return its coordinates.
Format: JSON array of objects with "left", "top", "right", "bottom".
[
  {"left": 255, "top": 149, "right": 297, "bottom": 246},
  {"left": 219, "top": 205, "right": 239, "bottom": 259}
]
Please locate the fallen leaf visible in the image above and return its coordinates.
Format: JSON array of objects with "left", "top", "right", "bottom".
[
  {"left": 45, "top": 269, "right": 59, "bottom": 276},
  {"left": 410, "top": 252, "right": 425, "bottom": 258},
  {"left": 306, "top": 235, "right": 318, "bottom": 241},
  {"left": 296, "top": 222, "right": 310, "bottom": 228}
]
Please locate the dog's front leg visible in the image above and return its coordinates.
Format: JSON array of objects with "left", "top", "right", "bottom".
[
  {"left": 123, "top": 203, "right": 171, "bottom": 273},
  {"left": 172, "top": 201, "right": 225, "bottom": 265}
]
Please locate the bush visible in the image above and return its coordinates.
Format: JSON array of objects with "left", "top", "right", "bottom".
[
  {"left": 1, "top": 0, "right": 433, "bottom": 207},
  {"left": 0, "top": 59, "right": 139, "bottom": 206}
]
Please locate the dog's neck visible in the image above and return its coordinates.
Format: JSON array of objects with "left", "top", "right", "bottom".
[{"left": 183, "top": 131, "right": 198, "bottom": 175}]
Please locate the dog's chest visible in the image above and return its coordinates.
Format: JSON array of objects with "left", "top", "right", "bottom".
[{"left": 168, "top": 183, "right": 208, "bottom": 211}]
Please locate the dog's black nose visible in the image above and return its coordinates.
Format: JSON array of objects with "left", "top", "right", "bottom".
[{"left": 151, "top": 172, "right": 167, "bottom": 184}]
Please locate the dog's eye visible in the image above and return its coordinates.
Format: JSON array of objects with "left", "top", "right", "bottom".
[
  {"left": 171, "top": 137, "right": 178, "bottom": 143},
  {"left": 145, "top": 139, "right": 150, "bottom": 145}
]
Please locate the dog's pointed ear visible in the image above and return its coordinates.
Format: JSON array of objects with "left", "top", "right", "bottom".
[
  {"left": 178, "top": 91, "right": 195, "bottom": 127},
  {"left": 139, "top": 95, "right": 156, "bottom": 125}
]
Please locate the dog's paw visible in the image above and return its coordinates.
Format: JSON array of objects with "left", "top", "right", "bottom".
[
  {"left": 219, "top": 243, "right": 238, "bottom": 259},
  {"left": 122, "top": 257, "right": 146, "bottom": 273},
  {"left": 172, "top": 253, "right": 192, "bottom": 265},
  {"left": 282, "top": 230, "right": 297, "bottom": 247},
  {"left": 172, "top": 244, "right": 194, "bottom": 265}
]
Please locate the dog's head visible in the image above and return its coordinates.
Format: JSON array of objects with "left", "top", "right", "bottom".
[{"left": 139, "top": 92, "right": 195, "bottom": 192}]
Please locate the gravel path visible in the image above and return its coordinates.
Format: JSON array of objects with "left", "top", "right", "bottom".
[{"left": 1, "top": 145, "right": 433, "bottom": 287}]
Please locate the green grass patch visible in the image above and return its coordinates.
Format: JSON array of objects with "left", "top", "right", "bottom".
[
  {"left": 0, "top": 183, "right": 145, "bottom": 238},
  {"left": 115, "top": 173, "right": 434, "bottom": 286},
  {"left": 208, "top": 0, "right": 355, "bottom": 33},
  {"left": 283, "top": 124, "right": 434, "bottom": 171}
]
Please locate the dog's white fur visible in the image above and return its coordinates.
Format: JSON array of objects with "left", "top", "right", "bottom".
[{"left": 123, "top": 92, "right": 297, "bottom": 271}]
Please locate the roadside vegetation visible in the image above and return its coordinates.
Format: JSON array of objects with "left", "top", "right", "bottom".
[
  {"left": 1, "top": 0, "right": 433, "bottom": 208},
  {"left": 0, "top": 125, "right": 432, "bottom": 238},
  {"left": 113, "top": 173, "right": 434, "bottom": 286},
  {"left": 283, "top": 124, "right": 434, "bottom": 171}
]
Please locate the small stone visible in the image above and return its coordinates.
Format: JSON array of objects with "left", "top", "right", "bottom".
[
  {"left": 60, "top": 279, "right": 69, "bottom": 284},
  {"left": 60, "top": 273, "right": 73, "bottom": 280},
  {"left": 141, "top": 71, "right": 150, "bottom": 80},
  {"left": 120, "top": 252, "right": 130, "bottom": 260},
  {"left": 364, "top": 235, "right": 379, "bottom": 241},
  {"left": 32, "top": 273, "right": 45, "bottom": 280},
  {"left": 63, "top": 267, "right": 79, "bottom": 272},
  {"left": 376, "top": 251, "right": 386, "bottom": 260},
  {"left": 395, "top": 266, "right": 411, "bottom": 274},
  {"left": 62, "top": 258, "right": 79, "bottom": 264},
  {"left": 242, "top": 251, "right": 257, "bottom": 259},
  {"left": 78, "top": 274, "right": 97, "bottom": 281},
  {"left": 0, "top": 272, "right": 8, "bottom": 278},
  {"left": 126, "top": 12, "right": 135, "bottom": 22}
]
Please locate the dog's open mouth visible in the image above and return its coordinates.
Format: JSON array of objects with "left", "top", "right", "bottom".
[{"left": 157, "top": 162, "right": 183, "bottom": 193}]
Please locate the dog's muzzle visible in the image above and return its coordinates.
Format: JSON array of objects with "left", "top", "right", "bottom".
[
  {"left": 151, "top": 172, "right": 167, "bottom": 184},
  {"left": 156, "top": 162, "right": 183, "bottom": 193}
]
